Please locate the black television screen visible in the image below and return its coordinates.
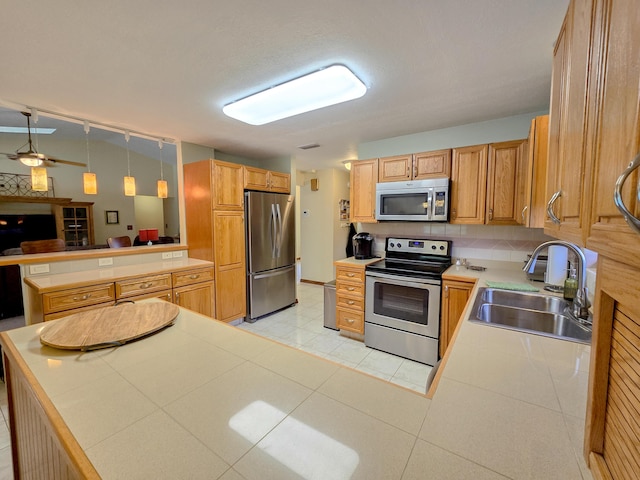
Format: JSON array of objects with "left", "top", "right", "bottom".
[{"left": 0, "top": 214, "right": 58, "bottom": 253}]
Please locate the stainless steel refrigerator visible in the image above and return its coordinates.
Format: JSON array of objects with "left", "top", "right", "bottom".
[{"left": 245, "top": 191, "right": 296, "bottom": 321}]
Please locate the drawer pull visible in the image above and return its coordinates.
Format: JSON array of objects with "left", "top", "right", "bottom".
[
  {"left": 139, "top": 282, "right": 154, "bottom": 289},
  {"left": 346, "top": 318, "right": 355, "bottom": 324},
  {"left": 72, "top": 293, "right": 92, "bottom": 301},
  {"left": 347, "top": 300, "right": 355, "bottom": 305},
  {"left": 346, "top": 273, "right": 355, "bottom": 277},
  {"left": 189, "top": 274, "right": 200, "bottom": 279},
  {"left": 346, "top": 287, "right": 355, "bottom": 291}
]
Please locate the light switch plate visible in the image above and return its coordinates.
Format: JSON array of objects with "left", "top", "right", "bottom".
[
  {"left": 98, "top": 257, "right": 113, "bottom": 266},
  {"left": 29, "top": 264, "right": 50, "bottom": 274},
  {"left": 172, "top": 251, "right": 183, "bottom": 258},
  {"left": 162, "top": 252, "right": 173, "bottom": 259}
]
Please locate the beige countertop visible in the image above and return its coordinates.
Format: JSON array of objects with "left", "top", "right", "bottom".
[
  {"left": 334, "top": 256, "right": 383, "bottom": 267},
  {"left": 24, "top": 257, "right": 214, "bottom": 293},
  {"left": 1, "top": 260, "right": 592, "bottom": 479}
]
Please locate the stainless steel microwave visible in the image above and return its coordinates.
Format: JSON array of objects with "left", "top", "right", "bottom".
[{"left": 375, "top": 178, "right": 449, "bottom": 221}]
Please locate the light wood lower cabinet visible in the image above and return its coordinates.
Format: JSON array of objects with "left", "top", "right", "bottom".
[
  {"left": 439, "top": 277, "right": 475, "bottom": 358},
  {"left": 335, "top": 265, "right": 366, "bottom": 334},
  {"left": 586, "top": 255, "right": 640, "bottom": 479},
  {"left": 31, "top": 266, "right": 215, "bottom": 322}
]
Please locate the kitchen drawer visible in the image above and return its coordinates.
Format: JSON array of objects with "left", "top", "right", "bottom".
[
  {"left": 336, "top": 294, "right": 364, "bottom": 311},
  {"left": 336, "top": 281, "right": 365, "bottom": 298},
  {"left": 336, "top": 267, "right": 365, "bottom": 283},
  {"left": 43, "top": 283, "right": 116, "bottom": 314},
  {"left": 172, "top": 267, "right": 214, "bottom": 288},
  {"left": 115, "top": 274, "right": 172, "bottom": 299},
  {"left": 44, "top": 301, "right": 114, "bottom": 321},
  {"left": 336, "top": 307, "right": 364, "bottom": 333},
  {"left": 120, "top": 290, "right": 173, "bottom": 303}
]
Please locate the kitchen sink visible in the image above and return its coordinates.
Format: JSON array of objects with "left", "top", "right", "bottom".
[{"left": 469, "top": 288, "right": 591, "bottom": 344}]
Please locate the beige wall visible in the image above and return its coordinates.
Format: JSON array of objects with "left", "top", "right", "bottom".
[{"left": 299, "top": 167, "right": 350, "bottom": 283}]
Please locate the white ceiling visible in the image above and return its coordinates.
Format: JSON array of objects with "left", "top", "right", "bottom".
[{"left": 0, "top": 0, "right": 568, "bottom": 171}]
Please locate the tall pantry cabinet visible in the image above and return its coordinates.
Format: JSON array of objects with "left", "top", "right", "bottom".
[
  {"left": 183, "top": 159, "right": 247, "bottom": 323},
  {"left": 546, "top": 0, "right": 640, "bottom": 478}
]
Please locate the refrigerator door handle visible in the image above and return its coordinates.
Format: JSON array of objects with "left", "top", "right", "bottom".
[
  {"left": 270, "top": 204, "right": 277, "bottom": 258},
  {"left": 252, "top": 265, "right": 295, "bottom": 280},
  {"left": 276, "top": 203, "right": 283, "bottom": 257}
]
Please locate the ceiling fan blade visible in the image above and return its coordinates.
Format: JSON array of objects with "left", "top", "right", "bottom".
[
  {"left": 46, "top": 156, "right": 87, "bottom": 167},
  {"left": 1, "top": 152, "right": 19, "bottom": 160}
]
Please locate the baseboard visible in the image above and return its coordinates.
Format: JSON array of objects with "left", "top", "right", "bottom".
[{"left": 300, "top": 279, "right": 325, "bottom": 286}]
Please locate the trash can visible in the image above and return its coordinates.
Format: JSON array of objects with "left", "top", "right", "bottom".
[{"left": 323, "top": 280, "right": 337, "bottom": 330}]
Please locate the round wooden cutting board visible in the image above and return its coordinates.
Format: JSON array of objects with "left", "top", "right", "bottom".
[{"left": 40, "top": 302, "right": 180, "bottom": 351}]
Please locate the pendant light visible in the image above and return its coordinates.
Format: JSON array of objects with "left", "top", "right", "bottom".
[
  {"left": 123, "top": 131, "right": 136, "bottom": 196},
  {"left": 31, "top": 166, "right": 48, "bottom": 191},
  {"left": 83, "top": 121, "right": 97, "bottom": 195},
  {"left": 157, "top": 140, "right": 168, "bottom": 199},
  {"left": 29, "top": 110, "right": 48, "bottom": 191}
]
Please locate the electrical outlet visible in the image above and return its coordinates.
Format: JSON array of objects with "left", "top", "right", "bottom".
[
  {"left": 162, "top": 252, "right": 173, "bottom": 259},
  {"left": 98, "top": 257, "right": 114, "bottom": 266},
  {"left": 172, "top": 251, "right": 183, "bottom": 258},
  {"left": 29, "top": 264, "right": 50, "bottom": 274}
]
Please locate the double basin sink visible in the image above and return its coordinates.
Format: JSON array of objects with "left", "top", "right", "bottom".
[{"left": 469, "top": 287, "right": 592, "bottom": 344}]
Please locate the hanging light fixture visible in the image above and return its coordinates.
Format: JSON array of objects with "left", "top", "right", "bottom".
[
  {"left": 29, "top": 110, "right": 48, "bottom": 191},
  {"left": 157, "top": 140, "right": 168, "bottom": 199},
  {"left": 31, "top": 166, "right": 48, "bottom": 191},
  {"left": 123, "top": 131, "right": 136, "bottom": 196},
  {"left": 83, "top": 121, "right": 97, "bottom": 195}
]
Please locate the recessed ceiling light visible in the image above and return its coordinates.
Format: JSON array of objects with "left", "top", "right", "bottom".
[
  {"left": 223, "top": 65, "right": 367, "bottom": 125},
  {"left": 0, "top": 126, "right": 56, "bottom": 134}
]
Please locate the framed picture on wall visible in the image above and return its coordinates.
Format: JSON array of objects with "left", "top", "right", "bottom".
[{"left": 105, "top": 210, "right": 119, "bottom": 224}]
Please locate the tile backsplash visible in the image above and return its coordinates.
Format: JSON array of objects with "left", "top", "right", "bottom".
[{"left": 361, "top": 223, "right": 554, "bottom": 263}]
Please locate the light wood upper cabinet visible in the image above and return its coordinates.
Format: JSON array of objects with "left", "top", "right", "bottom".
[
  {"left": 378, "top": 150, "right": 451, "bottom": 183},
  {"left": 544, "top": 0, "right": 593, "bottom": 245},
  {"left": 522, "top": 115, "right": 549, "bottom": 228},
  {"left": 244, "top": 166, "right": 290, "bottom": 193},
  {"left": 450, "top": 144, "right": 488, "bottom": 224},
  {"left": 584, "top": 0, "right": 640, "bottom": 268},
  {"left": 486, "top": 140, "right": 526, "bottom": 225},
  {"left": 212, "top": 160, "right": 244, "bottom": 210},
  {"left": 350, "top": 158, "right": 378, "bottom": 223},
  {"left": 378, "top": 154, "right": 413, "bottom": 182}
]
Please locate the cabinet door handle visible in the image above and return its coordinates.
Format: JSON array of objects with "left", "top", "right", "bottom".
[
  {"left": 444, "top": 285, "right": 449, "bottom": 298},
  {"left": 175, "top": 292, "right": 179, "bottom": 300},
  {"left": 521, "top": 205, "right": 528, "bottom": 224},
  {"left": 614, "top": 153, "right": 640, "bottom": 234},
  {"left": 546, "top": 190, "right": 561, "bottom": 225},
  {"left": 451, "top": 208, "right": 456, "bottom": 220},
  {"left": 72, "top": 293, "right": 91, "bottom": 301},
  {"left": 413, "top": 165, "right": 417, "bottom": 178},
  {"left": 488, "top": 209, "right": 493, "bottom": 221}
]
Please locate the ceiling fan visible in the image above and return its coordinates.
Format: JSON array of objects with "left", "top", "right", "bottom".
[{"left": 1, "top": 111, "right": 86, "bottom": 167}]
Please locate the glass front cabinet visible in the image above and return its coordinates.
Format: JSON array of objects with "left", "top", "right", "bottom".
[{"left": 53, "top": 202, "right": 95, "bottom": 247}]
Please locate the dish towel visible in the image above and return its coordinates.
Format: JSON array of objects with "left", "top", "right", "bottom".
[{"left": 485, "top": 281, "right": 540, "bottom": 292}]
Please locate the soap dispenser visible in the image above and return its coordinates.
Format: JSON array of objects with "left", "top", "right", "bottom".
[{"left": 563, "top": 268, "right": 578, "bottom": 301}]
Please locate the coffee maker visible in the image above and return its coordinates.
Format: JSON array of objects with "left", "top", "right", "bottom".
[{"left": 353, "top": 232, "right": 375, "bottom": 259}]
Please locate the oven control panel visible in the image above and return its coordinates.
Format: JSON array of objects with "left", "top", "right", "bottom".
[{"left": 386, "top": 237, "right": 450, "bottom": 256}]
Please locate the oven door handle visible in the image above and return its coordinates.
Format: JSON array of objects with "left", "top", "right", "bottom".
[{"left": 365, "top": 271, "right": 441, "bottom": 286}]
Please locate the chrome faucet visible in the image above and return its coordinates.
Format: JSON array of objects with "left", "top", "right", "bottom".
[{"left": 523, "top": 240, "right": 591, "bottom": 321}]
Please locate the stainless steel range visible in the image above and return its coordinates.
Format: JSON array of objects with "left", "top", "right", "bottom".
[{"left": 365, "top": 237, "right": 452, "bottom": 366}]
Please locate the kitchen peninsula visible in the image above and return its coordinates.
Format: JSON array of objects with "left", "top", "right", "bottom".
[{"left": 1, "top": 260, "right": 591, "bottom": 479}]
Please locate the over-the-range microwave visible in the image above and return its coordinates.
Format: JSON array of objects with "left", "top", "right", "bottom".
[{"left": 375, "top": 177, "right": 449, "bottom": 222}]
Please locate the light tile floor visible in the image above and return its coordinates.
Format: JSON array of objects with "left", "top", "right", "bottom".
[
  {"left": 237, "top": 283, "right": 432, "bottom": 393},
  {"left": 0, "top": 283, "right": 431, "bottom": 478}
]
